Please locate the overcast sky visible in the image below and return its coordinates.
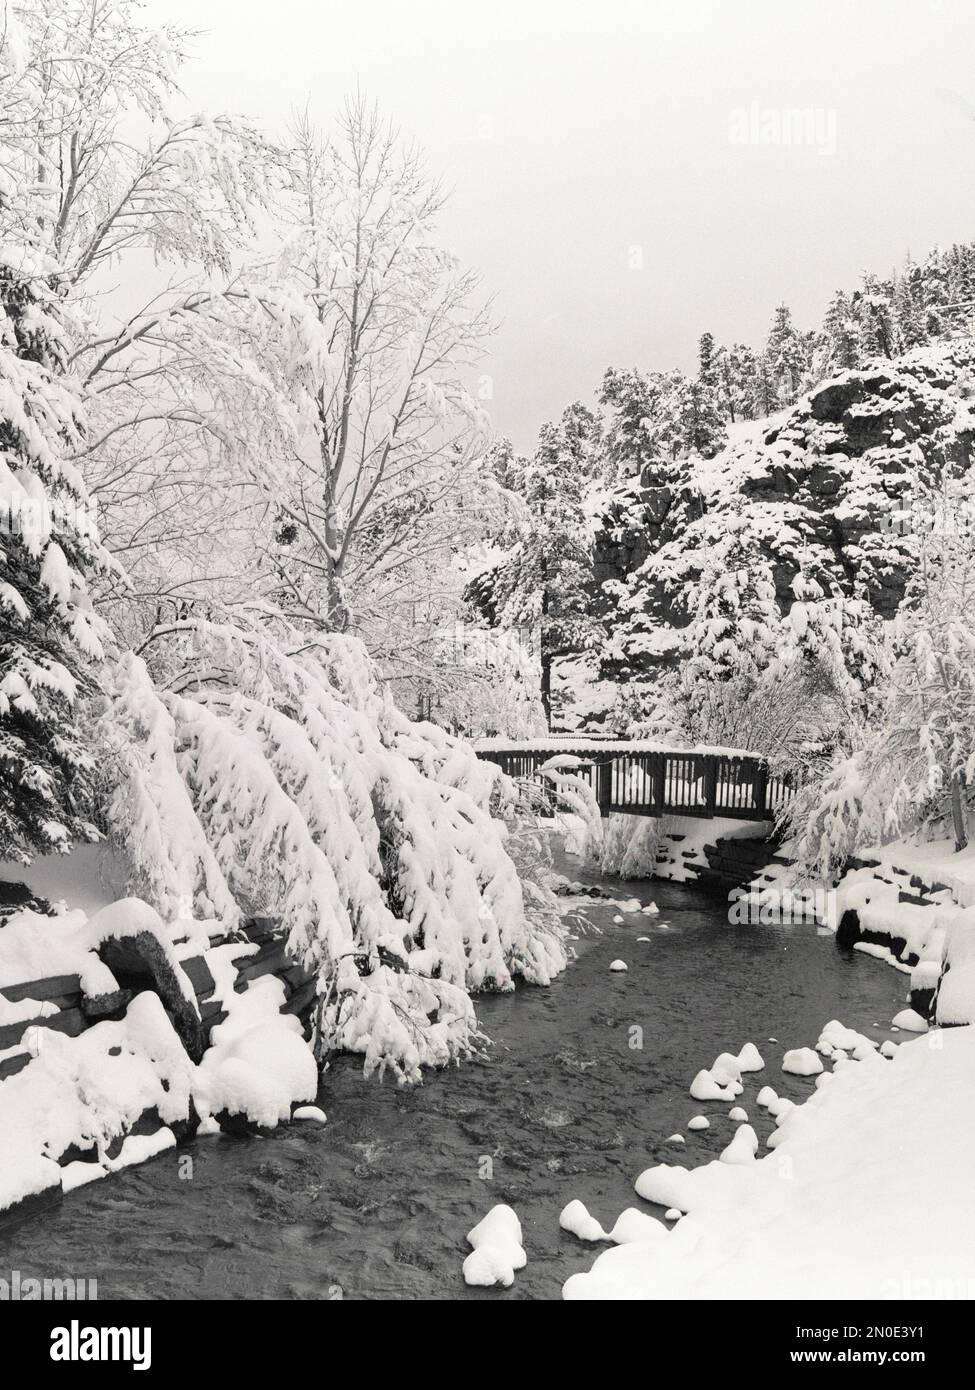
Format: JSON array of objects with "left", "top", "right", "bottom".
[{"left": 154, "top": 0, "right": 975, "bottom": 449}]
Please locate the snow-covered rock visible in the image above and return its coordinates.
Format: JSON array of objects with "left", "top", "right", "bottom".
[
  {"left": 463, "top": 1204, "right": 526, "bottom": 1288},
  {"left": 719, "top": 1124, "right": 759, "bottom": 1165},
  {"left": 690, "top": 1069, "right": 738, "bottom": 1101},
  {"left": 293, "top": 1105, "right": 327, "bottom": 1124},
  {"left": 559, "top": 1199, "right": 608, "bottom": 1242},
  {"left": 736, "top": 1042, "right": 765, "bottom": 1072},
  {"left": 891, "top": 1008, "right": 929, "bottom": 1033},
  {"left": 609, "top": 1208, "right": 666, "bottom": 1244},
  {"left": 782, "top": 1047, "right": 824, "bottom": 1076}
]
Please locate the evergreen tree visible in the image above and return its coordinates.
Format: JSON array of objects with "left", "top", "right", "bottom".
[
  {"left": 680, "top": 376, "right": 726, "bottom": 458},
  {"left": 858, "top": 273, "right": 899, "bottom": 359},
  {"left": 893, "top": 259, "right": 927, "bottom": 351},
  {"left": 920, "top": 245, "right": 951, "bottom": 336},
  {"left": 717, "top": 342, "right": 760, "bottom": 423},
  {"left": 689, "top": 331, "right": 728, "bottom": 455},
  {"left": 820, "top": 290, "right": 863, "bottom": 375},
  {"left": 765, "top": 304, "right": 807, "bottom": 406},
  {"left": 0, "top": 265, "right": 109, "bottom": 860},
  {"left": 599, "top": 367, "right": 664, "bottom": 479},
  {"left": 467, "top": 404, "right": 603, "bottom": 725},
  {"left": 698, "top": 331, "right": 719, "bottom": 388},
  {"left": 644, "top": 369, "right": 692, "bottom": 460},
  {"left": 751, "top": 353, "right": 778, "bottom": 418}
]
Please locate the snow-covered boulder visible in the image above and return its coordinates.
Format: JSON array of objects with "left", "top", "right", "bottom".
[
  {"left": 560, "top": 1199, "right": 608, "bottom": 1242},
  {"left": 782, "top": 1047, "right": 824, "bottom": 1076},
  {"left": 463, "top": 1204, "right": 526, "bottom": 1287},
  {"left": 891, "top": 1008, "right": 928, "bottom": 1033},
  {"left": 719, "top": 1124, "right": 759, "bottom": 1165}
]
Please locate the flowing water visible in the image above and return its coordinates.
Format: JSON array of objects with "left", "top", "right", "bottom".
[{"left": 0, "top": 853, "right": 907, "bottom": 1300}]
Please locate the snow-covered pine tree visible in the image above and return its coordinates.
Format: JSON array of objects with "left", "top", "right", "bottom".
[
  {"left": 893, "top": 262, "right": 927, "bottom": 351},
  {"left": 466, "top": 404, "right": 603, "bottom": 726},
  {"left": 858, "top": 274, "right": 899, "bottom": 359},
  {"left": 599, "top": 367, "right": 662, "bottom": 479},
  {"left": 765, "top": 303, "right": 808, "bottom": 406},
  {"left": 0, "top": 262, "right": 109, "bottom": 860},
  {"left": 686, "top": 332, "right": 727, "bottom": 456},
  {"left": 920, "top": 245, "right": 951, "bottom": 336},
  {"left": 750, "top": 353, "right": 778, "bottom": 419},
  {"left": 821, "top": 290, "right": 863, "bottom": 374},
  {"left": 716, "top": 342, "right": 759, "bottom": 425}
]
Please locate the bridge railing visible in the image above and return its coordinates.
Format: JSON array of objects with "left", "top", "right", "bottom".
[{"left": 476, "top": 745, "right": 794, "bottom": 822}]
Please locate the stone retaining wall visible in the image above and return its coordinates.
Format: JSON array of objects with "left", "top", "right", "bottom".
[{"left": 0, "top": 917, "right": 313, "bottom": 1083}]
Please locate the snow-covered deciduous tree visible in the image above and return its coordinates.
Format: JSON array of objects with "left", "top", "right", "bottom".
[
  {"left": 260, "top": 96, "right": 494, "bottom": 662},
  {"left": 99, "top": 616, "right": 566, "bottom": 1081},
  {"left": 789, "top": 488, "right": 975, "bottom": 877},
  {"left": 0, "top": 260, "right": 111, "bottom": 859},
  {"left": 0, "top": 0, "right": 282, "bottom": 639}
]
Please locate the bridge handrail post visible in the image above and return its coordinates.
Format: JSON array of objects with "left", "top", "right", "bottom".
[
  {"left": 651, "top": 753, "right": 665, "bottom": 812},
  {"left": 703, "top": 754, "right": 718, "bottom": 817},
  {"left": 754, "top": 762, "right": 769, "bottom": 817},
  {"left": 596, "top": 760, "right": 612, "bottom": 817}
]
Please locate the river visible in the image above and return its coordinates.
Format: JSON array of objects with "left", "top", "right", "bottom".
[{"left": 0, "top": 852, "right": 906, "bottom": 1300}]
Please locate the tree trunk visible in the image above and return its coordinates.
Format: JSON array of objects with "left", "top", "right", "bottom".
[
  {"left": 327, "top": 577, "right": 348, "bottom": 630},
  {"left": 540, "top": 552, "right": 551, "bottom": 729},
  {"left": 951, "top": 770, "right": 969, "bottom": 852}
]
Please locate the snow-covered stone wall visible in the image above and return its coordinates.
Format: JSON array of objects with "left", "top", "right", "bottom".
[{"left": 0, "top": 898, "right": 320, "bottom": 1223}]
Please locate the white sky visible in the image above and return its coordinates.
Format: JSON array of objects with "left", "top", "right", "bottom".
[{"left": 153, "top": 0, "right": 975, "bottom": 448}]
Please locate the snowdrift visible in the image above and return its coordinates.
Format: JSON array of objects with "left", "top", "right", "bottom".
[{"left": 564, "top": 1026, "right": 975, "bottom": 1300}]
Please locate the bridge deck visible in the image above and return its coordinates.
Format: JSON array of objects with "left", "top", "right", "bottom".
[{"left": 475, "top": 743, "right": 793, "bottom": 822}]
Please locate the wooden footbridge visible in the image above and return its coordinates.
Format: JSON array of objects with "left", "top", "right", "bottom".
[{"left": 474, "top": 739, "right": 794, "bottom": 822}]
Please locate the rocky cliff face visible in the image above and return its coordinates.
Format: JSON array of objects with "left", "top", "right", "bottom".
[{"left": 596, "top": 339, "right": 975, "bottom": 675}]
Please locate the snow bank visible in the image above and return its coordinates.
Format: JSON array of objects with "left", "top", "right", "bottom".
[
  {"left": 719, "top": 1124, "right": 759, "bottom": 1165},
  {"left": 776, "top": 837, "right": 975, "bottom": 1028},
  {"left": 565, "top": 1027, "right": 975, "bottom": 1299},
  {"left": 602, "top": 812, "right": 766, "bottom": 883}
]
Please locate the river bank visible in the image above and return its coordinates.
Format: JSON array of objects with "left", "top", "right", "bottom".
[{"left": 0, "top": 851, "right": 905, "bottom": 1299}]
